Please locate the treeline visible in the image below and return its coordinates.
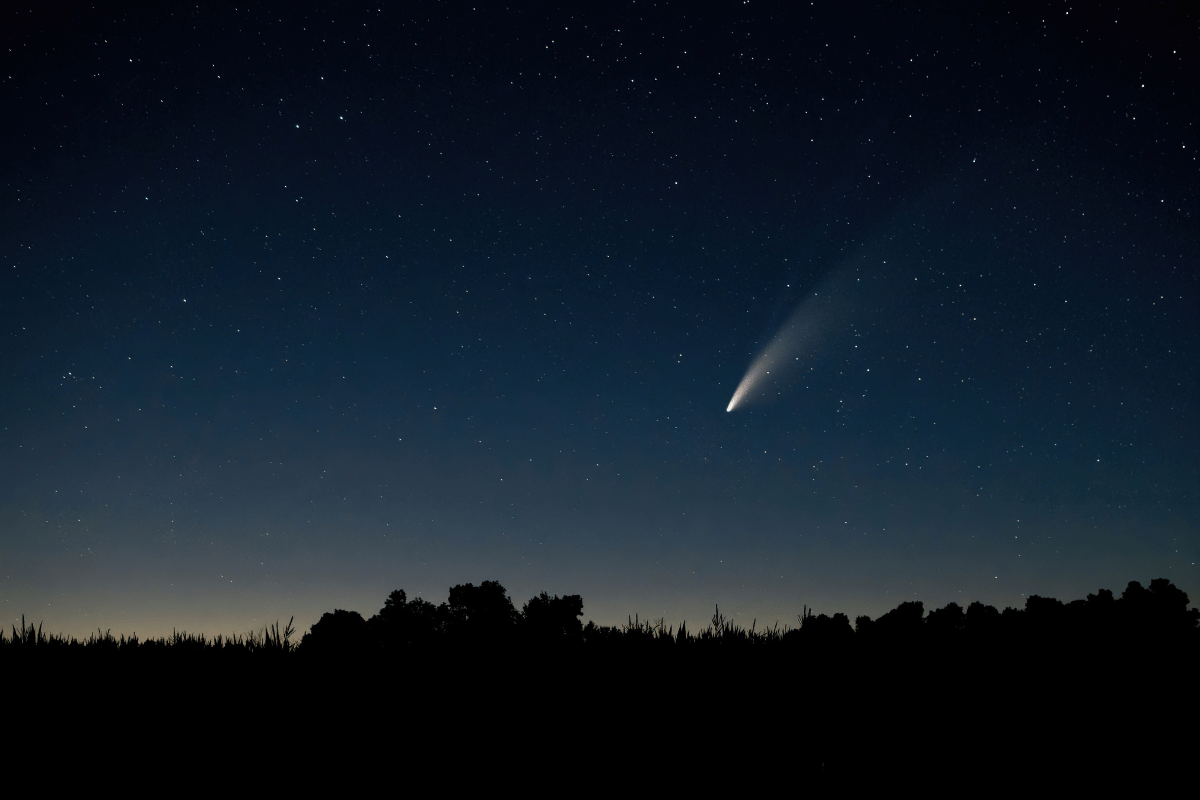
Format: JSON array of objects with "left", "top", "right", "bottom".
[
  {"left": 6, "top": 577, "right": 1192, "bottom": 659},
  {"left": 7, "top": 575, "right": 1197, "bottom": 783},
  {"left": 299, "top": 576, "right": 1199, "bottom": 655},
  {"left": 302, "top": 582, "right": 585, "bottom": 655}
]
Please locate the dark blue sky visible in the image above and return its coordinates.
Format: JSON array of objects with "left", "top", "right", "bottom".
[{"left": 2, "top": 1, "right": 1195, "bottom": 637}]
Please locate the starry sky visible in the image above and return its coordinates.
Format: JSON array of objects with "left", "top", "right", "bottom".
[{"left": 2, "top": 1, "right": 1196, "bottom": 638}]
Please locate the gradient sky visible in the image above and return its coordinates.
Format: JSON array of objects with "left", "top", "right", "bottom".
[{"left": 2, "top": 1, "right": 1196, "bottom": 639}]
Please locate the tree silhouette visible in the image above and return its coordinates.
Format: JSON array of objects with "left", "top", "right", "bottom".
[
  {"left": 794, "top": 609, "right": 854, "bottom": 645},
  {"left": 1120, "top": 579, "right": 1200, "bottom": 638},
  {"left": 872, "top": 600, "right": 925, "bottom": 641},
  {"left": 300, "top": 609, "right": 368, "bottom": 655},
  {"left": 521, "top": 592, "right": 584, "bottom": 645},
  {"left": 369, "top": 589, "right": 444, "bottom": 651},
  {"left": 445, "top": 581, "right": 518, "bottom": 643},
  {"left": 926, "top": 602, "right": 966, "bottom": 639},
  {"left": 964, "top": 601, "right": 1001, "bottom": 636}
]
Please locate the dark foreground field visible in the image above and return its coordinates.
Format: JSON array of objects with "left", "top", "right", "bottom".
[{"left": 6, "top": 578, "right": 1196, "bottom": 789}]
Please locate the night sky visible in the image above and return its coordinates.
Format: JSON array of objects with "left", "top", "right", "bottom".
[{"left": 3, "top": 1, "right": 1196, "bottom": 639}]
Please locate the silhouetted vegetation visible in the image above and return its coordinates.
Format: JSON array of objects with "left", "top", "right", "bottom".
[
  {"left": 4, "top": 578, "right": 1196, "bottom": 660},
  {"left": 0, "top": 614, "right": 298, "bottom": 666},
  {"left": 6, "top": 579, "right": 1196, "bottom": 784}
]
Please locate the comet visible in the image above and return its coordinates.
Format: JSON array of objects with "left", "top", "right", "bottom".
[
  {"left": 726, "top": 264, "right": 860, "bottom": 412},
  {"left": 725, "top": 295, "right": 830, "bottom": 412}
]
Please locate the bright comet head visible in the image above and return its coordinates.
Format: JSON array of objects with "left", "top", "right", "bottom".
[{"left": 726, "top": 363, "right": 762, "bottom": 412}]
